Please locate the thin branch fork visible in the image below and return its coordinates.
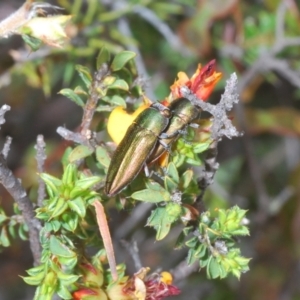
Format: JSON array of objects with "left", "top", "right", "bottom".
[{"left": 0, "top": 154, "right": 41, "bottom": 264}]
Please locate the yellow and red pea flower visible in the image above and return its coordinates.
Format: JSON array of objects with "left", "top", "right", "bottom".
[{"left": 107, "top": 60, "right": 222, "bottom": 146}]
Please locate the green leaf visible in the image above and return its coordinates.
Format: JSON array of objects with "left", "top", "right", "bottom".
[
  {"left": 21, "top": 34, "right": 42, "bottom": 51},
  {"left": 69, "top": 145, "right": 94, "bottom": 162},
  {"left": 68, "top": 197, "right": 86, "bottom": 218},
  {"left": 174, "top": 231, "right": 186, "bottom": 249},
  {"left": 74, "top": 85, "right": 88, "bottom": 95},
  {"left": 8, "top": 222, "right": 16, "bottom": 239},
  {"left": 101, "top": 95, "right": 126, "bottom": 107},
  {"left": 193, "top": 141, "right": 211, "bottom": 153},
  {"left": 75, "top": 65, "right": 92, "bottom": 88},
  {"left": 207, "top": 257, "right": 221, "bottom": 279},
  {"left": 0, "top": 227, "right": 10, "bottom": 247},
  {"left": 49, "top": 220, "right": 61, "bottom": 232},
  {"left": 164, "top": 177, "right": 178, "bottom": 194},
  {"left": 166, "top": 162, "right": 179, "bottom": 183},
  {"left": 57, "top": 256, "right": 78, "bottom": 269},
  {"left": 69, "top": 186, "right": 86, "bottom": 199},
  {"left": 107, "top": 79, "right": 129, "bottom": 91},
  {"left": 95, "top": 146, "right": 111, "bottom": 170},
  {"left": 165, "top": 202, "right": 182, "bottom": 222},
  {"left": 131, "top": 189, "right": 170, "bottom": 203},
  {"left": 111, "top": 51, "right": 136, "bottom": 71},
  {"left": 56, "top": 272, "right": 80, "bottom": 285},
  {"left": 186, "top": 248, "right": 198, "bottom": 265},
  {"left": 0, "top": 214, "right": 8, "bottom": 225},
  {"left": 61, "top": 213, "right": 79, "bottom": 232},
  {"left": 185, "top": 236, "right": 198, "bottom": 248},
  {"left": 75, "top": 176, "right": 102, "bottom": 190},
  {"left": 181, "top": 169, "right": 194, "bottom": 189},
  {"left": 18, "top": 224, "right": 28, "bottom": 240},
  {"left": 62, "top": 164, "right": 77, "bottom": 186},
  {"left": 96, "top": 47, "right": 111, "bottom": 69},
  {"left": 57, "top": 283, "right": 73, "bottom": 299},
  {"left": 194, "top": 243, "right": 207, "bottom": 259},
  {"left": 40, "top": 173, "right": 62, "bottom": 197},
  {"left": 147, "top": 207, "right": 173, "bottom": 240},
  {"left": 186, "top": 157, "right": 201, "bottom": 166},
  {"left": 49, "top": 236, "right": 76, "bottom": 258},
  {"left": 50, "top": 198, "right": 68, "bottom": 219},
  {"left": 145, "top": 181, "right": 165, "bottom": 191},
  {"left": 59, "top": 88, "right": 85, "bottom": 107},
  {"left": 22, "top": 273, "right": 45, "bottom": 286},
  {"left": 27, "top": 264, "right": 45, "bottom": 277}
]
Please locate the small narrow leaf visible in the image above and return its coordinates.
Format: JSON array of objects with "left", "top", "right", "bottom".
[
  {"left": 75, "top": 65, "right": 92, "bottom": 88},
  {"left": 111, "top": 51, "right": 136, "bottom": 71},
  {"left": 0, "top": 227, "right": 10, "bottom": 247},
  {"left": 107, "top": 79, "right": 129, "bottom": 91},
  {"left": 59, "top": 88, "right": 85, "bottom": 107},
  {"left": 68, "top": 197, "right": 86, "bottom": 218},
  {"left": 50, "top": 235, "right": 76, "bottom": 258},
  {"left": 69, "top": 145, "right": 94, "bottom": 162},
  {"left": 181, "top": 169, "right": 194, "bottom": 189},
  {"left": 97, "top": 47, "right": 111, "bottom": 69},
  {"left": 96, "top": 146, "right": 111, "bottom": 170},
  {"left": 50, "top": 198, "right": 68, "bottom": 218},
  {"left": 131, "top": 189, "right": 170, "bottom": 203},
  {"left": 75, "top": 176, "right": 102, "bottom": 190},
  {"left": 21, "top": 35, "right": 42, "bottom": 51}
]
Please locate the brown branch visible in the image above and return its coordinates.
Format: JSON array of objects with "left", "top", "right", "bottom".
[
  {"left": 34, "top": 135, "right": 46, "bottom": 207},
  {"left": 80, "top": 64, "right": 110, "bottom": 138},
  {"left": 120, "top": 239, "right": 143, "bottom": 271},
  {"left": 2, "top": 136, "right": 12, "bottom": 159},
  {"left": 0, "top": 154, "right": 41, "bottom": 264}
]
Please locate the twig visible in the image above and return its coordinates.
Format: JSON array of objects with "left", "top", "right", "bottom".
[
  {"left": 231, "top": 0, "right": 300, "bottom": 221},
  {"left": 2, "top": 136, "right": 12, "bottom": 159},
  {"left": 120, "top": 239, "right": 143, "bottom": 271},
  {"left": 196, "top": 140, "right": 219, "bottom": 210},
  {"left": 180, "top": 73, "right": 241, "bottom": 141},
  {"left": 0, "top": 103, "right": 41, "bottom": 264},
  {"left": 80, "top": 64, "right": 110, "bottom": 138},
  {"left": 132, "top": 5, "right": 191, "bottom": 56},
  {"left": 34, "top": 135, "right": 47, "bottom": 207},
  {"left": 115, "top": 203, "right": 152, "bottom": 239},
  {"left": 56, "top": 127, "right": 87, "bottom": 144},
  {"left": 171, "top": 260, "right": 198, "bottom": 282},
  {"left": 0, "top": 104, "right": 11, "bottom": 129},
  {"left": 0, "top": 154, "right": 41, "bottom": 264},
  {"left": 181, "top": 74, "right": 241, "bottom": 207}
]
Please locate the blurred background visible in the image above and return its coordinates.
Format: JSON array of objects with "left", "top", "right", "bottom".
[{"left": 0, "top": 0, "right": 300, "bottom": 299}]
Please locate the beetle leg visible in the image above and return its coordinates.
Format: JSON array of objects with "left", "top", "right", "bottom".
[
  {"left": 158, "top": 139, "right": 170, "bottom": 152},
  {"left": 160, "top": 131, "right": 177, "bottom": 139},
  {"left": 151, "top": 102, "right": 169, "bottom": 111}
]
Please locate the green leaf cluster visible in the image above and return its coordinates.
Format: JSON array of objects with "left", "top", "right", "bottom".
[
  {"left": 182, "top": 206, "right": 250, "bottom": 279},
  {"left": 60, "top": 49, "right": 138, "bottom": 113},
  {"left": 0, "top": 205, "right": 28, "bottom": 248},
  {"left": 23, "top": 164, "right": 105, "bottom": 299}
]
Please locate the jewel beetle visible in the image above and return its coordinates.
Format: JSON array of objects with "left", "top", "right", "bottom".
[
  {"left": 147, "top": 97, "right": 200, "bottom": 164},
  {"left": 105, "top": 103, "right": 172, "bottom": 196}
]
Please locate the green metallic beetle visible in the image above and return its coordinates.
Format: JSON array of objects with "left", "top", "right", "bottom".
[
  {"left": 105, "top": 103, "right": 172, "bottom": 196},
  {"left": 147, "top": 97, "right": 201, "bottom": 164}
]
